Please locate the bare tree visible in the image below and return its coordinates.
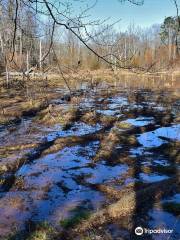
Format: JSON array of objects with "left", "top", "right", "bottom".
[{"left": 0, "top": 0, "right": 144, "bottom": 72}]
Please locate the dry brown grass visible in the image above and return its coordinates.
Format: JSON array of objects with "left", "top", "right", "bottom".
[{"left": 71, "top": 177, "right": 179, "bottom": 236}]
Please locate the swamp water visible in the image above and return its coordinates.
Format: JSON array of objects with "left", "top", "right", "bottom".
[{"left": 0, "top": 88, "right": 179, "bottom": 239}]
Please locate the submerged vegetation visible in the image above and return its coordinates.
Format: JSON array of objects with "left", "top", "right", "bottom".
[{"left": 60, "top": 206, "right": 91, "bottom": 229}]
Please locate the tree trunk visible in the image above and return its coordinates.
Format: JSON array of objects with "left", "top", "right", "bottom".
[
  {"left": 26, "top": 50, "right": 29, "bottom": 73},
  {"left": 39, "top": 39, "right": 42, "bottom": 71},
  {"left": 5, "top": 64, "right": 9, "bottom": 88}
]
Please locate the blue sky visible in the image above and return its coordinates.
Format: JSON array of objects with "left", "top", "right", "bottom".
[{"left": 87, "top": 0, "right": 178, "bottom": 30}]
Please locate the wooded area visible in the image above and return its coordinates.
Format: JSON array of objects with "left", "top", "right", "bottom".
[{"left": 0, "top": 0, "right": 180, "bottom": 83}]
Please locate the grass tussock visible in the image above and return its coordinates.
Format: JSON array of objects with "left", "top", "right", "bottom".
[
  {"left": 71, "top": 178, "right": 179, "bottom": 235},
  {"left": 60, "top": 209, "right": 91, "bottom": 229}
]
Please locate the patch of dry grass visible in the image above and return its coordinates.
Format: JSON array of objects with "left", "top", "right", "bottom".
[{"left": 71, "top": 178, "right": 179, "bottom": 235}]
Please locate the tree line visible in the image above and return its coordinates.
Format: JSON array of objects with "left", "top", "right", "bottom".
[{"left": 0, "top": 0, "right": 179, "bottom": 78}]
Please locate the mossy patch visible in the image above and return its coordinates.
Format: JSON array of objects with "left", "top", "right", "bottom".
[
  {"left": 100, "top": 115, "right": 117, "bottom": 126},
  {"left": 115, "top": 121, "right": 133, "bottom": 130},
  {"left": 60, "top": 207, "right": 91, "bottom": 229},
  {"left": 26, "top": 222, "right": 55, "bottom": 240},
  {"left": 0, "top": 116, "right": 9, "bottom": 125}
]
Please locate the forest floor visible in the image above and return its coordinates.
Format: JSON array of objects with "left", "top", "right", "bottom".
[{"left": 0, "top": 72, "right": 180, "bottom": 240}]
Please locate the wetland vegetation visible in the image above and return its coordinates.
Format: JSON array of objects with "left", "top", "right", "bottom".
[
  {"left": 0, "top": 75, "right": 180, "bottom": 239},
  {"left": 0, "top": 0, "right": 180, "bottom": 239}
]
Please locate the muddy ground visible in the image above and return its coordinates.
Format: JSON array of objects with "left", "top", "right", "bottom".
[{"left": 0, "top": 78, "right": 180, "bottom": 240}]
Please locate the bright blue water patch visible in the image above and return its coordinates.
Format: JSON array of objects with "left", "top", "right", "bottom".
[
  {"left": 138, "top": 125, "right": 180, "bottom": 148},
  {"left": 46, "top": 122, "right": 102, "bottom": 141},
  {"left": 70, "top": 163, "right": 128, "bottom": 184},
  {"left": 162, "top": 194, "right": 180, "bottom": 204},
  {"left": 124, "top": 116, "right": 154, "bottom": 127},
  {"left": 139, "top": 173, "right": 169, "bottom": 183}
]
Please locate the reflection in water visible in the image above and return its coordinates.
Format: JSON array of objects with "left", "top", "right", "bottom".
[
  {"left": 139, "top": 173, "right": 169, "bottom": 183},
  {"left": 46, "top": 122, "right": 102, "bottom": 141},
  {"left": 124, "top": 116, "right": 154, "bottom": 127},
  {"left": 0, "top": 89, "right": 179, "bottom": 238},
  {"left": 149, "top": 209, "right": 180, "bottom": 240},
  {"left": 138, "top": 124, "right": 180, "bottom": 147}
]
